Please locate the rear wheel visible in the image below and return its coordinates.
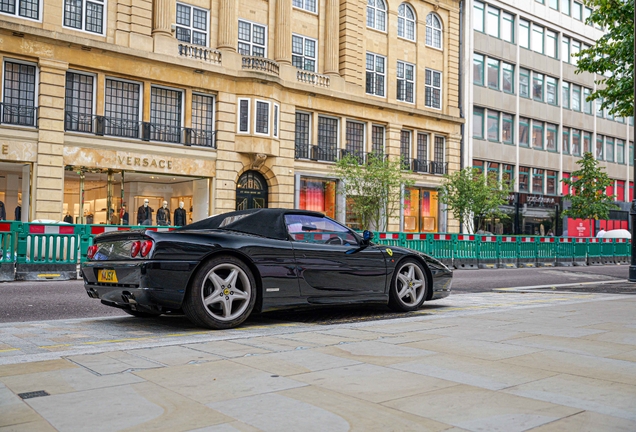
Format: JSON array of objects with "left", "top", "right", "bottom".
[
  {"left": 388, "top": 259, "right": 428, "bottom": 312},
  {"left": 183, "top": 255, "right": 257, "bottom": 329}
]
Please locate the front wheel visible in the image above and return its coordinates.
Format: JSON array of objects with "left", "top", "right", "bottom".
[
  {"left": 183, "top": 255, "right": 257, "bottom": 329},
  {"left": 388, "top": 259, "right": 428, "bottom": 312}
]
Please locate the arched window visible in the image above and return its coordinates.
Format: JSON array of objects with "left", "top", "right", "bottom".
[
  {"left": 367, "top": 0, "right": 387, "bottom": 32},
  {"left": 398, "top": 3, "right": 416, "bottom": 41},
  {"left": 426, "top": 13, "right": 442, "bottom": 49}
]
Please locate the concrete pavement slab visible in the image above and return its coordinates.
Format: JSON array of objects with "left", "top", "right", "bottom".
[
  {"left": 315, "top": 340, "right": 437, "bottom": 366},
  {"left": 374, "top": 330, "right": 446, "bottom": 344},
  {"left": 66, "top": 351, "right": 163, "bottom": 375},
  {"left": 125, "top": 345, "right": 224, "bottom": 366},
  {"left": 503, "top": 374, "right": 636, "bottom": 421},
  {"left": 404, "top": 335, "right": 543, "bottom": 361},
  {"left": 610, "top": 349, "right": 636, "bottom": 362},
  {"left": 527, "top": 411, "right": 636, "bottom": 432},
  {"left": 186, "top": 340, "right": 273, "bottom": 358},
  {"left": 0, "top": 386, "right": 43, "bottom": 428},
  {"left": 231, "top": 348, "right": 361, "bottom": 376},
  {"left": 502, "top": 334, "right": 636, "bottom": 358}
]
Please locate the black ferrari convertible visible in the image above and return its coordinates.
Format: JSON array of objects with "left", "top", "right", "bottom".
[{"left": 82, "top": 208, "right": 452, "bottom": 329}]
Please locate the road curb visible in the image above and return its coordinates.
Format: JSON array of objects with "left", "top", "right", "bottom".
[{"left": 493, "top": 279, "right": 630, "bottom": 294}]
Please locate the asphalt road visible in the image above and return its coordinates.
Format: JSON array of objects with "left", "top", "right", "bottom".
[{"left": 0, "top": 264, "right": 629, "bottom": 323}]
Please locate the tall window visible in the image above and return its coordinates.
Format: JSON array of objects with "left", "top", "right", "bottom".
[
  {"left": 519, "top": 68, "right": 530, "bottom": 98},
  {"left": 546, "top": 170, "right": 557, "bottom": 195},
  {"left": 104, "top": 79, "right": 141, "bottom": 138},
  {"left": 474, "top": 1, "right": 484, "bottom": 32},
  {"left": 425, "top": 69, "right": 442, "bottom": 109},
  {"left": 486, "top": 6, "right": 499, "bottom": 38},
  {"left": 533, "top": 73, "right": 544, "bottom": 101},
  {"left": 191, "top": 94, "right": 214, "bottom": 146},
  {"left": 426, "top": 13, "right": 442, "bottom": 48},
  {"left": 292, "top": 35, "right": 317, "bottom": 71},
  {"left": 397, "top": 3, "right": 415, "bottom": 41},
  {"left": 572, "top": 85, "right": 581, "bottom": 111},
  {"left": 562, "top": 0, "right": 570, "bottom": 15},
  {"left": 571, "top": 129, "right": 581, "bottom": 155},
  {"left": 367, "top": 0, "right": 387, "bottom": 31},
  {"left": 345, "top": 121, "right": 365, "bottom": 158},
  {"left": 371, "top": 125, "right": 385, "bottom": 156},
  {"left": 546, "top": 123, "right": 558, "bottom": 152},
  {"left": 596, "top": 134, "right": 604, "bottom": 160},
  {"left": 150, "top": 87, "right": 182, "bottom": 143},
  {"left": 546, "top": 76, "right": 558, "bottom": 105},
  {"left": 562, "top": 82, "right": 570, "bottom": 109},
  {"left": 473, "top": 54, "right": 485, "bottom": 86},
  {"left": 502, "top": 62, "right": 514, "bottom": 93},
  {"left": 64, "top": 0, "right": 105, "bottom": 34},
  {"left": 417, "top": 133, "right": 428, "bottom": 161},
  {"left": 617, "top": 139, "right": 625, "bottom": 164},
  {"left": 238, "top": 99, "right": 250, "bottom": 133},
  {"left": 292, "top": 0, "right": 316, "bottom": 13},
  {"left": 1, "top": 0, "right": 39, "bottom": 19},
  {"left": 562, "top": 127, "right": 570, "bottom": 154},
  {"left": 503, "top": 164, "right": 514, "bottom": 188},
  {"left": 400, "top": 130, "right": 411, "bottom": 169},
  {"left": 562, "top": 36, "right": 570, "bottom": 63},
  {"left": 365, "top": 53, "right": 385, "bottom": 97},
  {"left": 532, "top": 25, "right": 544, "bottom": 54},
  {"left": 583, "top": 131, "right": 591, "bottom": 153},
  {"left": 572, "top": 1, "right": 582, "bottom": 20},
  {"left": 571, "top": 39, "right": 580, "bottom": 65},
  {"left": 502, "top": 11, "right": 514, "bottom": 43},
  {"left": 605, "top": 137, "right": 614, "bottom": 162},
  {"left": 294, "top": 112, "right": 310, "bottom": 158},
  {"left": 549, "top": 0, "right": 558, "bottom": 9},
  {"left": 502, "top": 113, "right": 513, "bottom": 144},
  {"left": 596, "top": 97, "right": 604, "bottom": 117},
  {"left": 519, "top": 167, "right": 530, "bottom": 192},
  {"left": 317, "top": 117, "right": 338, "bottom": 161},
  {"left": 487, "top": 58, "right": 499, "bottom": 90},
  {"left": 2, "top": 61, "right": 37, "bottom": 127},
  {"left": 533, "top": 120, "right": 544, "bottom": 149},
  {"left": 519, "top": 19, "right": 530, "bottom": 49},
  {"left": 487, "top": 110, "right": 499, "bottom": 141},
  {"left": 254, "top": 101, "right": 270, "bottom": 135},
  {"left": 175, "top": 3, "right": 208, "bottom": 46},
  {"left": 64, "top": 72, "right": 94, "bottom": 132},
  {"left": 473, "top": 107, "right": 484, "bottom": 139},
  {"left": 238, "top": 20, "right": 266, "bottom": 57},
  {"left": 397, "top": 61, "right": 415, "bottom": 103},
  {"left": 532, "top": 169, "right": 544, "bottom": 194},
  {"left": 519, "top": 117, "right": 530, "bottom": 147},
  {"left": 583, "top": 88, "right": 592, "bottom": 114},
  {"left": 434, "top": 136, "right": 445, "bottom": 172},
  {"left": 546, "top": 29, "right": 558, "bottom": 58}
]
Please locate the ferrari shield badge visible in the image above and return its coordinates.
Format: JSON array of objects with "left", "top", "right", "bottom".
[{"left": 385, "top": 248, "right": 393, "bottom": 256}]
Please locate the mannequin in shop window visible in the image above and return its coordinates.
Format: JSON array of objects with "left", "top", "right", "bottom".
[
  {"left": 109, "top": 209, "right": 119, "bottom": 225},
  {"left": 63, "top": 213, "right": 73, "bottom": 224},
  {"left": 14, "top": 201, "right": 21, "bottom": 221},
  {"left": 174, "top": 201, "right": 187, "bottom": 226},
  {"left": 156, "top": 201, "right": 171, "bottom": 226},
  {"left": 119, "top": 205, "right": 129, "bottom": 225},
  {"left": 0, "top": 201, "right": 6, "bottom": 221},
  {"left": 137, "top": 199, "right": 153, "bottom": 225}
]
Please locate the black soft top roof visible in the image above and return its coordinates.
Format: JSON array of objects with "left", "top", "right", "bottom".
[{"left": 179, "top": 208, "right": 326, "bottom": 240}]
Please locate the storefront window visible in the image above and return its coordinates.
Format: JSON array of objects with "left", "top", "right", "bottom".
[
  {"left": 299, "top": 177, "right": 336, "bottom": 219},
  {"left": 404, "top": 187, "right": 438, "bottom": 232},
  {"left": 0, "top": 162, "right": 29, "bottom": 222}
]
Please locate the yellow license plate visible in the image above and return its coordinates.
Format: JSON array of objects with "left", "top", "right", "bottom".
[{"left": 97, "top": 269, "right": 118, "bottom": 283}]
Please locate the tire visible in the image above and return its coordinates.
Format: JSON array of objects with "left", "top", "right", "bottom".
[
  {"left": 124, "top": 309, "right": 161, "bottom": 318},
  {"left": 183, "top": 255, "right": 257, "bottom": 329},
  {"left": 388, "top": 258, "right": 429, "bottom": 312}
]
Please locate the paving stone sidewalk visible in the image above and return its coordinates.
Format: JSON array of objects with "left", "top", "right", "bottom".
[{"left": 1, "top": 291, "right": 635, "bottom": 431}]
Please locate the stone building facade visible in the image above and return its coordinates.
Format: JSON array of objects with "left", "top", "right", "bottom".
[{"left": 0, "top": 0, "right": 462, "bottom": 231}]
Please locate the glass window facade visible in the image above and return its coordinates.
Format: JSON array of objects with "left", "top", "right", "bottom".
[
  {"left": 502, "top": 63, "right": 514, "bottom": 93},
  {"left": 299, "top": 177, "right": 336, "bottom": 219},
  {"left": 532, "top": 121, "right": 544, "bottom": 149},
  {"left": 473, "top": 107, "right": 484, "bottom": 138},
  {"left": 473, "top": 54, "right": 484, "bottom": 85},
  {"left": 519, "top": 117, "right": 530, "bottom": 147}
]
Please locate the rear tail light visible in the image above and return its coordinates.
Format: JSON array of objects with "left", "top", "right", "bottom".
[
  {"left": 87, "top": 245, "right": 98, "bottom": 259},
  {"left": 140, "top": 240, "right": 153, "bottom": 257},
  {"left": 131, "top": 241, "right": 141, "bottom": 257}
]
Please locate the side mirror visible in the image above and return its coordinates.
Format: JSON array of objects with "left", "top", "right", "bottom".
[{"left": 362, "top": 230, "right": 374, "bottom": 245}]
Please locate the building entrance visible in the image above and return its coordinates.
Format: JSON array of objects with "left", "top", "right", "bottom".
[{"left": 236, "top": 171, "right": 268, "bottom": 210}]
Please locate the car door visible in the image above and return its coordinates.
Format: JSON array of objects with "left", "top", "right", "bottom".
[{"left": 285, "top": 214, "right": 387, "bottom": 297}]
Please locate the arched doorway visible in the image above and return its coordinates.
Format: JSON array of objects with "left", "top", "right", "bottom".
[{"left": 236, "top": 170, "right": 268, "bottom": 210}]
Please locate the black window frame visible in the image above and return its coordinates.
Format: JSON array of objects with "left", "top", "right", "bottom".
[
  {"left": 104, "top": 78, "right": 141, "bottom": 138},
  {"left": 63, "top": 0, "right": 105, "bottom": 35},
  {"left": 150, "top": 86, "right": 183, "bottom": 143},
  {"left": 2, "top": 60, "right": 37, "bottom": 127},
  {"left": 64, "top": 71, "right": 94, "bottom": 133}
]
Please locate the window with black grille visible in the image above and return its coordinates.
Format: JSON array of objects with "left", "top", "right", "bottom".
[
  {"left": 397, "top": 61, "right": 414, "bottom": 103},
  {"left": 425, "top": 69, "right": 442, "bottom": 109},
  {"left": 292, "top": 0, "right": 316, "bottom": 13},
  {"left": 191, "top": 94, "right": 214, "bottom": 146},
  {"left": 273, "top": 104, "right": 279, "bottom": 138},
  {"left": 238, "top": 20, "right": 266, "bottom": 57},
  {"left": 346, "top": 121, "right": 364, "bottom": 158},
  {"left": 255, "top": 101, "right": 269, "bottom": 135},
  {"left": 150, "top": 87, "right": 182, "bottom": 143},
  {"left": 317, "top": 117, "right": 338, "bottom": 161},
  {"left": 65, "top": 72, "right": 94, "bottom": 132},
  {"left": 295, "top": 112, "right": 310, "bottom": 159},
  {"left": 104, "top": 79, "right": 140, "bottom": 138},
  {"left": 1, "top": 0, "right": 39, "bottom": 19},
  {"left": 417, "top": 133, "right": 428, "bottom": 160},
  {"left": 366, "top": 53, "right": 385, "bottom": 97},
  {"left": 176, "top": 3, "right": 208, "bottom": 46},
  {"left": 2, "top": 61, "right": 36, "bottom": 126},
  {"left": 238, "top": 99, "right": 249, "bottom": 133},
  {"left": 64, "top": 0, "right": 104, "bottom": 34},
  {"left": 292, "top": 35, "right": 316, "bottom": 72},
  {"left": 400, "top": 130, "right": 411, "bottom": 169},
  {"left": 371, "top": 125, "right": 384, "bottom": 156},
  {"left": 434, "top": 136, "right": 444, "bottom": 162}
]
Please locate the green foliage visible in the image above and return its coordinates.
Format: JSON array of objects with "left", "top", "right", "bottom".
[
  {"left": 575, "top": 0, "right": 634, "bottom": 117},
  {"left": 437, "top": 168, "right": 511, "bottom": 234},
  {"left": 561, "top": 152, "right": 619, "bottom": 220},
  {"left": 333, "top": 154, "right": 414, "bottom": 231}
]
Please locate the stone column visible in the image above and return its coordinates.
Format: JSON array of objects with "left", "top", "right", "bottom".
[
  {"left": 152, "top": 0, "right": 175, "bottom": 54},
  {"left": 35, "top": 59, "right": 68, "bottom": 220},
  {"left": 324, "top": 0, "right": 339, "bottom": 75},
  {"left": 218, "top": 0, "right": 237, "bottom": 51},
  {"left": 274, "top": 0, "right": 291, "bottom": 64}
]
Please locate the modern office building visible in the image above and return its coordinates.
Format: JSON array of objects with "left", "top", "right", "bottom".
[
  {"left": 0, "top": 0, "right": 462, "bottom": 232},
  {"left": 463, "top": 0, "right": 633, "bottom": 236}
]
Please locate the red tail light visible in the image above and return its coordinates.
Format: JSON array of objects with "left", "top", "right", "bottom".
[
  {"left": 140, "top": 240, "right": 153, "bottom": 257},
  {"left": 87, "top": 245, "right": 98, "bottom": 259},
  {"left": 130, "top": 241, "right": 141, "bottom": 257}
]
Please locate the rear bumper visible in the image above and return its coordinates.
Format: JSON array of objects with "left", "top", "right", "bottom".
[
  {"left": 82, "top": 260, "right": 198, "bottom": 310},
  {"left": 430, "top": 271, "right": 452, "bottom": 300}
]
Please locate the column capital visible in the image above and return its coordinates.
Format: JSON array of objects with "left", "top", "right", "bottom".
[{"left": 38, "top": 59, "right": 69, "bottom": 71}]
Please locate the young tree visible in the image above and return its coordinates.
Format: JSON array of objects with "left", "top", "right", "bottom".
[
  {"left": 575, "top": 0, "right": 634, "bottom": 117},
  {"left": 333, "top": 154, "right": 414, "bottom": 231},
  {"left": 561, "top": 152, "right": 619, "bottom": 220},
  {"left": 437, "top": 167, "right": 511, "bottom": 234}
]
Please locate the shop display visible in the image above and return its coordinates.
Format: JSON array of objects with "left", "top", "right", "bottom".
[
  {"left": 119, "top": 205, "right": 129, "bottom": 225},
  {"left": 0, "top": 201, "right": 6, "bottom": 221},
  {"left": 156, "top": 201, "right": 171, "bottom": 226},
  {"left": 174, "top": 201, "right": 187, "bottom": 226},
  {"left": 137, "top": 199, "right": 154, "bottom": 225},
  {"left": 14, "top": 203, "right": 20, "bottom": 221}
]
